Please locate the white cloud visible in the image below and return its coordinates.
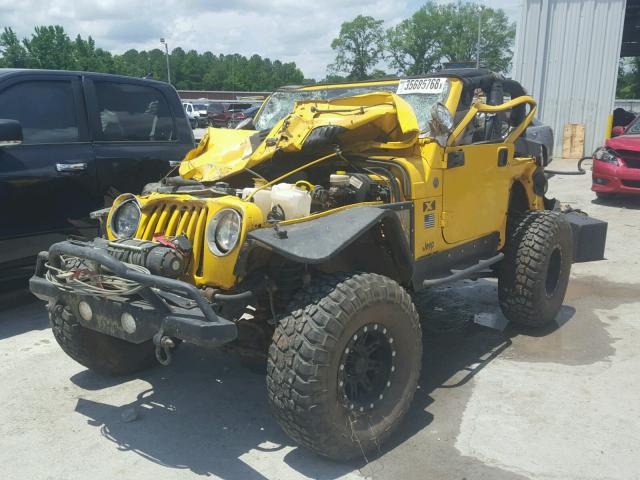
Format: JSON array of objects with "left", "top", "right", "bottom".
[{"left": 0, "top": 0, "right": 521, "bottom": 79}]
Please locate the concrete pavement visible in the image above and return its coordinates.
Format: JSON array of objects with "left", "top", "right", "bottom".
[{"left": 1, "top": 159, "right": 638, "bottom": 479}]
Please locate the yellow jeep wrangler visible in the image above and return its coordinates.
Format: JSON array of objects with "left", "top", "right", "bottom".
[{"left": 30, "top": 69, "right": 605, "bottom": 460}]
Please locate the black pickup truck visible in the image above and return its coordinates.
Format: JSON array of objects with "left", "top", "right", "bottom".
[{"left": 0, "top": 69, "right": 195, "bottom": 280}]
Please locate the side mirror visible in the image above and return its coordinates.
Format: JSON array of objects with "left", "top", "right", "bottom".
[
  {"left": 611, "top": 126, "right": 625, "bottom": 137},
  {"left": 0, "top": 119, "right": 23, "bottom": 146},
  {"left": 428, "top": 103, "right": 454, "bottom": 147}
]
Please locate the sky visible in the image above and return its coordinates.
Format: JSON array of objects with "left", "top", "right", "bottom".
[{"left": 0, "top": 0, "right": 523, "bottom": 79}]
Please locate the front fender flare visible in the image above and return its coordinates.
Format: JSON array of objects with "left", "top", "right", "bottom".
[{"left": 247, "top": 205, "right": 413, "bottom": 282}]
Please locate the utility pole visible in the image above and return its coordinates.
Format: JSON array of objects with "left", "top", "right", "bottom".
[
  {"left": 160, "top": 38, "right": 171, "bottom": 84},
  {"left": 476, "top": 5, "right": 484, "bottom": 69}
]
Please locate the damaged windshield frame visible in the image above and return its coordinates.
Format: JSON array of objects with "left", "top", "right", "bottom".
[{"left": 253, "top": 80, "right": 451, "bottom": 138}]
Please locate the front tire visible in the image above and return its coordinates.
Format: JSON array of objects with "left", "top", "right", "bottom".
[
  {"left": 49, "top": 303, "right": 158, "bottom": 376},
  {"left": 267, "top": 272, "right": 422, "bottom": 461},
  {"left": 498, "top": 211, "right": 573, "bottom": 327}
]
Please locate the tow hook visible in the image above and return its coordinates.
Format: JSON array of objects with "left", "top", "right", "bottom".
[{"left": 153, "top": 332, "right": 176, "bottom": 366}]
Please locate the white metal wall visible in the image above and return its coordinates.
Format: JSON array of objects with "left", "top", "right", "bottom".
[{"left": 513, "top": 0, "right": 627, "bottom": 157}]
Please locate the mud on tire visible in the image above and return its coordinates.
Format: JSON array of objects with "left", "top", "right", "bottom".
[
  {"left": 498, "top": 211, "right": 573, "bottom": 327},
  {"left": 49, "top": 303, "right": 158, "bottom": 376},
  {"left": 266, "top": 272, "right": 422, "bottom": 461}
]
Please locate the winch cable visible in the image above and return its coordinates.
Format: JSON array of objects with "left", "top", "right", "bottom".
[{"left": 45, "top": 255, "right": 150, "bottom": 298}]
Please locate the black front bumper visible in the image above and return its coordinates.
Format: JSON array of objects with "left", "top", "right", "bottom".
[{"left": 30, "top": 241, "right": 237, "bottom": 347}]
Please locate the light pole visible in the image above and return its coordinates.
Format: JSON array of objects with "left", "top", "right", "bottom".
[
  {"left": 476, "top": 5, "right": 484, "bottom": 69},
  {"left": 160, "top": 38, "right": 171, "bottom": 84}
]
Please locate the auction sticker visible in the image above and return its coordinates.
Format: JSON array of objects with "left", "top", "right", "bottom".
[{"left": 397, "top": 77, "right": 445, "bottom": 94}]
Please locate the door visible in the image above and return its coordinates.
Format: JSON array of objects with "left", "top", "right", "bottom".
[
  {"left": 86, "top": 79, "right": 188, "bottom": 205},
  {"left": 442, "top": 109, "right": 514, "bottom": 244},
  {"left": 0, "top": 75, "right": 97, "bottom": 266}
]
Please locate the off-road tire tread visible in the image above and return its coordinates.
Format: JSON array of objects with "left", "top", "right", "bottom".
[
  {"left": 498, "top": 211, "right": 570, "bottom": 327},
  {"left": 266, "top": 272, "right": 421, "bottom": 460},
  {"left": 49, "top": 303, "right": 157, "bottom": 376}
]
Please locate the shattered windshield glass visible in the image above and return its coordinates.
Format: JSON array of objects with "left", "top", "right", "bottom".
[{"left": 253, "top": 81, "right": 450, "bottom": 136}]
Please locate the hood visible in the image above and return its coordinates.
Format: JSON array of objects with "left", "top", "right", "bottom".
[
  {"left": 179, "top": 92, "right": 420, "bottom": 183},
  {"left": 606, "top": 134, "right": 640, "bottom": 151}
]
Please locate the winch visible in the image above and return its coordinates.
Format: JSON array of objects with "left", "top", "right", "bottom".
[{"left": 100, "top": 236, "right": 191, "bottom": 278}]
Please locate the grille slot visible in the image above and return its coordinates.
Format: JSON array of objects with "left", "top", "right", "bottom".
[
  {"left": 621, "top": 180, "right": 640, "bottom": 188},
  {"left": 136, "top": 202, "right": 208, "bottom": 275},
  {"left": 619, "top": 150, "right": 640, "bottom": 169}
]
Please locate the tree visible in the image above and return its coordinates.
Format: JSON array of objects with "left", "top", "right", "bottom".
[
  {"left": 0, "top": 25, "right": 305, "bottom": 90},
  {"left": 617, "top": 58, "right": 640, "bottom": 99},
  {"left": 385, "top": 2, "right": 515, "bottom": 75},
  {"left": 0, "top": 27, "right": 28, "bottom": 68},
  {"left": 329, "top": 15, "right": 385, "bottom": 80},
  {"left": 387, "top": 2, "right": 446, "bottom": 75},
  {"left": 438, "top": 2, "right": 515, "bottom": 73},
  {"left": 23, "top": 25, "right": 75, "bottom": 69}
]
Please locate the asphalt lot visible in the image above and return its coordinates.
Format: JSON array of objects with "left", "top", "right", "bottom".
[{"left": 1, "top": 159, "right": 639, "bottom": 479}]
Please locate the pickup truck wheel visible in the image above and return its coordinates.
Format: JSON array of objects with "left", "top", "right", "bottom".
[
  {"left": 266, "top": 272, "right": 422, "bottom": 461},
  {"left": 498, "top": 211, "right": 573, "bottom": 327},
  {"left": 49, "top": 303, "right": 158, "bottom": 376}
]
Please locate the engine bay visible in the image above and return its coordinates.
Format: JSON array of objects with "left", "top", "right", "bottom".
[{"left": 145, "top": 155, "right": 403, "bottom": 223}]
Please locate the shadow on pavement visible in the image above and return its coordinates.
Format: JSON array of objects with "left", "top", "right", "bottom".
[
  {"left": 591, "top": 195, "right": 640, "bottom": 210},
  {"left": 68, "top": 278, "right": 577, "bottom": 479},
  {"left": 0, "top": 287, "right": 48, "bottom": 339}
]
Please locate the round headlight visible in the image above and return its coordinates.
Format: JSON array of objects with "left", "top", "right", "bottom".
[
  {"left": 111, "top": 200, "right": 141, "bottom": 239},
  {"left": 207, "top": 209, "right": 242, "bottom": 256}
]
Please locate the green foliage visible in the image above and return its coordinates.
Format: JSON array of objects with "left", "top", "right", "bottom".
[
  {"left": 617, "top": 58, "right": 640, "bottom": 99},
  {"left": 438, "top": 3, "right": 515, "bottom": 73},
  {"left": 385, "top": 1, "right": 515, "bottom": 75},
  {"left": 329, "top": 15, "right": 386, "bottom": 80},
  {"left": 0, "top": 28, "right": 28, "bottom": 68},
  {"left": 331, "top": 2, "right": 515, "bottom": 77},
  {"left": 0, "top": 25, "right": 304, "bottom": 90},
  {"left": 387, "top": 1, "right": 446, "bottom": 75}
]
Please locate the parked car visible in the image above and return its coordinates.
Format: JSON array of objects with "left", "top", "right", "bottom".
[
  {"left": 592, "top": 114, "right": 640, "bottom": 198},
  {"left": 228, "top": 105, "right": 261, "bottom": 129},
  {"left": 0, "top": 68, "right": 195, "bottom": 278},
  {"left": 182, "top": 102, "right": 198, "bottom": 129},
  {"left": 183, "top": 101, "right": 209, "bottom": 128},
  {"left": 207, "top": 102, "right": 255, "bottom": 127}
]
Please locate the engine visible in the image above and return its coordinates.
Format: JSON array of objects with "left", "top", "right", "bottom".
[{"left": 312, "top": 172, "right": 390, "bottom": 211}]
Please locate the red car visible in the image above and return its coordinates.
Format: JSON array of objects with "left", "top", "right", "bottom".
[
  {"left": 592, "top": 115, "right": 640, "bottom": 198},
  {"left": 207, "top": 102, "right": 255, "bottom": 128}
]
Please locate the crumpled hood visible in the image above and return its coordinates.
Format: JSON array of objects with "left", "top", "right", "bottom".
[
  {"left": 179, "top": 92, "right": 420, "bottom": 183},
  {"left": 606, "top": 134, "right": 640, "bottom": 151}
]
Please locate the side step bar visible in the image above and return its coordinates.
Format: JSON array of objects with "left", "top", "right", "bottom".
[{"left": 422, "top": 253, "right": 504, "bottom": 288}]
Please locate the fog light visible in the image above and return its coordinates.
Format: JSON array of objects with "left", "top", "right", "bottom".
[
  {"left": 594, "top": 177, "right": 609, "bottom": 185},
  {"left": 78, "top": 301, "right": 92, "bottom": 321},
  {"left": 121, "top": 312, "right": 137, "bottom": 334}
]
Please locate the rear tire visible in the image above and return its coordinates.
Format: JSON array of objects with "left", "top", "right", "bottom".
[
  {"left": 49, "top": 303, "right": 158, "bottom": 376},
  {"left": 498, "top": 211, "right": 573, "bottom": 327},
  {"left": 266, "top": 272, "right": 422, "bottom": 461}
]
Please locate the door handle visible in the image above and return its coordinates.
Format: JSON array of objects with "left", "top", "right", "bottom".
[
  {"left": 497, "top": 148, "right": 509, "bottom": 167},
  {"left": 56, "top": 162, "right": 87, "bottom": 172},
  {"left": 169, "top": 160, "right": 181, "bottom": 167}
]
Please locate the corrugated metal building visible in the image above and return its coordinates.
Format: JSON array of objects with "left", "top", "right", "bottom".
[{"left": 513, "top": 0, "right": 628, "bottom": 157}]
